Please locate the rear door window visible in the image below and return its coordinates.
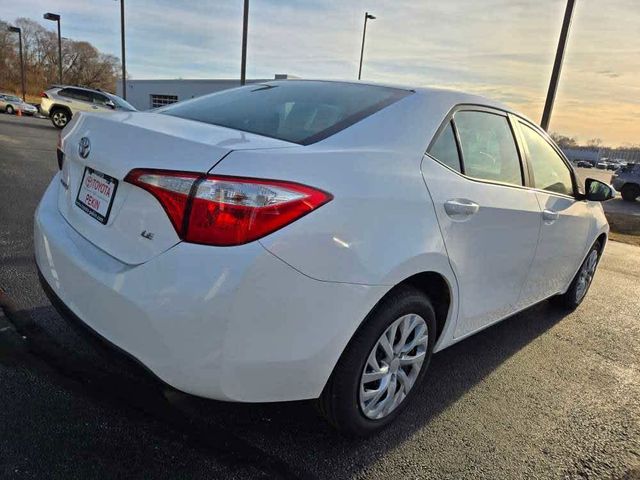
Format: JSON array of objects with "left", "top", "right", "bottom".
[
  {"left": 60, "top": 88, "right": 92, "bottom": 103},
  {"left": 454, "top": 111, "right": 523, "bottom": 186},
  {"left": 159, "top": 81, "right": 412, "bottom": 145},
  {"left": 428, "top": 121, "right": 462, "bottom": 172}
]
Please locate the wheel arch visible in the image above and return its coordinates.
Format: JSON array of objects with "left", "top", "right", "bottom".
[
  {"left": 392, "top": 271, "right": 452, "bottom": 345},
  {"left": 50, "top": 104, "right": 73, "bottom": 116}
]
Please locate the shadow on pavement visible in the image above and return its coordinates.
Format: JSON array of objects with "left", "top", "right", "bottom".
[{"left": 0, "top": 288, "right": 568, "bottom": 479}]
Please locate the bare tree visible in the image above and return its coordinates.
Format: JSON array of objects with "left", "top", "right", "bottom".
[
  {"left": 586, "top": 138, "right": 603, "bottom": 148},
  {"left": 550, "top": 132, "right": 578, "bottom": 148},
  {"left": 0, "top": 16, "right": 120, "bottom": 97}
]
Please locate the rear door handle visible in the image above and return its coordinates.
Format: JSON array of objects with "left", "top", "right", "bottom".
[
  {"left": 542, "top": 209, "right": 559, "bottom": 223},
  {"left": 444, "top": 199, "right": 480, "bottom": 220}
]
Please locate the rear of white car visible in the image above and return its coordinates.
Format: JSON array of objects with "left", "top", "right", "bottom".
[
  {"left": 35, "top": 80, "right": 610, "bottom": 436},
  {"left": 35, "top": 82, "right": 418, "bottom": 404}
]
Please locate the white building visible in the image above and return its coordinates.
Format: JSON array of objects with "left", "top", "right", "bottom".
[{"left": 116, "top": 74, "right": 296, "bottom": 110}]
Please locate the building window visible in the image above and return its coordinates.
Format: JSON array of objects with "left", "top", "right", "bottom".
[{"left": 150, "top": 94, "right": 179, "bottom": 108}]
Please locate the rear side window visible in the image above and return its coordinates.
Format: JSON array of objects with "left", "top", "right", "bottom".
[
  {"left": 60, "top": 88, "right": 91, "bottom": 102},
  {"left": 519, "top": 123, "right": 574, "bottom": 196},
  {"left": 428, "top": 122, "right": 461, "bottom": 172},
  {"left": 454, "top": 111, "right": 523, "bottom": 186},
  {"left": 159, "top": 81, "right": 411, "bottom": 145}
]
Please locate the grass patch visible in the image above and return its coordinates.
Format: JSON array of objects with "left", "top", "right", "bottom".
[{"left": 605, "top": 211, "right": 640, "bottom": 246}]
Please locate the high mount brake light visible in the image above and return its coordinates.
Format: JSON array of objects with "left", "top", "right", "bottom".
[{"left": 124, "top": 169, "right": 332, "bottom": 246}]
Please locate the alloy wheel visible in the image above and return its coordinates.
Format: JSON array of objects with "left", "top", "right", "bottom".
[
  {"left": 575, "top": 250, "right": 598, "bottom": 302},
  {"left": 359, "top": 313, "right": 428, "bottom": 420},
  {"left": 52, "top": 111, "right": 67, "bottom": 127}
]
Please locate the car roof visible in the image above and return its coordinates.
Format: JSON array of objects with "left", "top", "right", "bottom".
[
  {"left": 259, "top": 78, "right": 519, "bottom": 118},
  {"left": 50, "top": 85, "right": 109, "bottom": 95}
]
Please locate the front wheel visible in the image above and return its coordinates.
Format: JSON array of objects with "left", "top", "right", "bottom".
[
  {"left": 552, "top": 242, "right": 601, "bottom": 310},
  {"left": 317, "top": 286, "right": 436, "bottom": 437},
  {"left": 621, "top": 184, "right": 639, "bottom": 202}
]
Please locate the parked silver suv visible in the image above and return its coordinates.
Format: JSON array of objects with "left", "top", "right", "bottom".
[
  {"left": 611, "top": 163, "right": 640, "bottom": 202},
  {"left": 40, "top": 85, "right": 136, "bottom": 129}
]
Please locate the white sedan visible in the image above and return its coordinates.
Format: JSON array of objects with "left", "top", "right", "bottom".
[{"left": 35, "top": 80, "right": 613, "bottom": 436}]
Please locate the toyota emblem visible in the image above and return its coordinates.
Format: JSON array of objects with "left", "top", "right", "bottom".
[{"left": 78, "top": 137, "right": 91, "bottom": 159}]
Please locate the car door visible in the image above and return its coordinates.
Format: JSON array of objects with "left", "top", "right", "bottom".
[
  {"left": 423, "top": 108, "right": 542, "bottom": 338},
  {"left": 514, "top": 120, "right": 590, "bottom": 306}
]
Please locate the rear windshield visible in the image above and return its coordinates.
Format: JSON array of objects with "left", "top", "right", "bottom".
[{"left": 159, "top": 81, "right": 412, "bottom": 145}]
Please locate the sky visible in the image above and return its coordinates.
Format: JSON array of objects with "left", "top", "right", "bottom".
[{"left": 1, "top": 0, "right": 639, "bottom": 146}]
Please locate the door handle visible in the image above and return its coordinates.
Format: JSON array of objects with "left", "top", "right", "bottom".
[
  {"left": 542, "top": 209, "right": 559, "bottom": 223},
  {"left": 444, "top": 199, "right": 480, "bottom": 220}
]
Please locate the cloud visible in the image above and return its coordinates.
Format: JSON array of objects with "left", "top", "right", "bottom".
[{"left": 1, "top": 0, "right": 638, "bottom": 145}]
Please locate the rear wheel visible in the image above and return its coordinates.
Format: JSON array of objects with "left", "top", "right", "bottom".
[
  {"left": 318, "top": 286, "right": 436, "bottom": 437},
  {"left": 552, "top": 242, "right": 601, "bottom": 310},
  {"left": 621, "top": 184, "right": 639, "bottom": 202},
  {"left": 6, "top": 105, "right": 14, "bottom": 115},
  {"left": 51, "top": 108, "right": 70, "bottom": 129}
]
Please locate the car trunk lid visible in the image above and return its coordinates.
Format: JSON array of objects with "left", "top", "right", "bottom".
[{"left": 57, "top": 111, "right": 294, "bottom": 265}]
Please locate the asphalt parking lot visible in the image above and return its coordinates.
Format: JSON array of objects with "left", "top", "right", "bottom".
[{"left": 1, "top": 113, "right": 639, "bottom": 479}]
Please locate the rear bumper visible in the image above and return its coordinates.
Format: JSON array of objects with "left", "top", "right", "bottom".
[{"left": 34, "top": 175, "right": 386, "bottom": 402}]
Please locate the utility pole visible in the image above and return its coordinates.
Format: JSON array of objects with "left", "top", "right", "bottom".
[
  {"left": 240, "top": 0, "right": 249, "bottom": 85},
  {"left": 541, "top": 0, "right": 576, "bottom": 131},
  {"left": 358, "top": 12, "right": 376, "bottom": 80},
  {"left": 120, "top": 0, "right": 127, "bottom": 99},
  {"left": 43, "top": 13, "right": 62, "bottom": 84},
  {"left": 8, "top": 26, "right": 25, "bottom": 101}
]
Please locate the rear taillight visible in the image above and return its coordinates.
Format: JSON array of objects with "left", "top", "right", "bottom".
[
  {"left": 124, "top": 169, "right": 332, "bottom": 246},
  {"left": 40, "top": 91, "right": 48, "bottom": 98}
]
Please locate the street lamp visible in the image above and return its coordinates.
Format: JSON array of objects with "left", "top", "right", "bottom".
[
  {"left": 358, "top": 12, "right": 376, "bottom": 80},
  {"left": 8, "top": 26, "right": 25, "bottom": 101},
  {"left": 43, "top": 13, "right": 62, "bottom": 85}
]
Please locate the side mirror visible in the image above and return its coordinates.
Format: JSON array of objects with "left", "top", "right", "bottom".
[
  {"left": 584, "top": 178, "right": 615, "bottom": 202},
  {"left": 105, "top": 100, "right": 116, "bottom": 109}
]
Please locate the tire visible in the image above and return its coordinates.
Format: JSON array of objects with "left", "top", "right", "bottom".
[
  {"left": 317, "top": 286, "right": 437, "bottom": 437},
  {"left": 50, "top": 108, "right": 70, "bottom": 129},
  {"left": 6, "top": 105, "right": 14, "bottom": 115},
  {"left": 552, "top": 241, "right": 601, "bottom": 311},
  {"left": 621, "top": 184, "right": 639, "bottom": 202}
]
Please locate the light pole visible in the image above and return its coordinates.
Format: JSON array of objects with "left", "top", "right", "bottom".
[
  {"left": 8, "top": 26, "right": 25, "bottom": 101},
  {"left": 120, "top": 0, "right": 127, "bottom": 99},
  {"left": 240, "top": 0, "right": 249, "bottom": 85},
  {"left": 358, "top": 12, "right": 376, "bottom": 80},
  {"left": 541, "top": 0, "right": 576, "bottom": 131},
  {"left": 43, "top": 13, "right": 62, "bottom": 85}
]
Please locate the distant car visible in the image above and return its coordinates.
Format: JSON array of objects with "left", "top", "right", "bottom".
[
  {"left": 0, "top": 93, "right": 38, "bottom": 115},
  {"left": 606, "top": 162, "right": 619, "bottom": 171},
  {"left": 40, "top": 85, "right": 136, "bottom": 129},
  {"left": 576, "top": 160, "right": 593, "bottom": 168},
  {"left": 596, "top": 161, "right": 608, "bottom": 169},
  {"left": 35, "top": 80, "right": 614, "bottom": 436},
  {"left": 611, "top": 163, "right": 640, "bottom": 202}
]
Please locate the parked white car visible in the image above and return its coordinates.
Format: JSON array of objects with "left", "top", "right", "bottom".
[
  {"left": 40, "top": 85, "right": 136, "bottom": 129},
  {"left": 34, "top": 80, "right": 613, "bottom": 436}
]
